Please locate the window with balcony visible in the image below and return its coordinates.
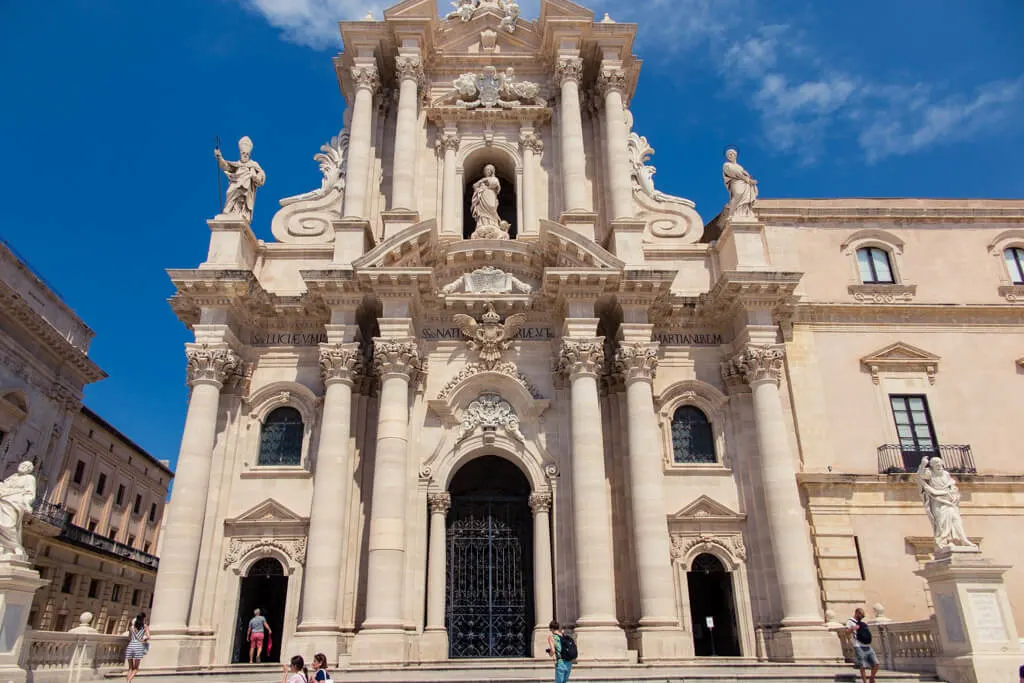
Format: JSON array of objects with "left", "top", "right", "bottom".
[
  {"left": 670, "top": 406, "right": 716, "bottom": 464},
  {"left": 115, "top": 484, "right": 126, "bottom": 506},
  {"left": 857, "top": 247, "right": 895, "bottom": 284},
  {"left": 889, "top": 395, "right": 937, "bottom": 470},
  {"left": 72, "top": 460, "right": 86, "bottom": 485},
  {"left": 95, "top": 473, "right": 106, "bottom": 496},
  {"left": 88, "top": 579, "right": 101, "bottom": 599},
  {"left": 1004, "top": 247, "right": 1024, "bottom": 285},
  {"left": 258, "top": 407, "right": 304, "bottom": 466}
]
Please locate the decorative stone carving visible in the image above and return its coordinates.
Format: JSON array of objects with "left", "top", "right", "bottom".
[
  {"left": 437, "top": 362, "right": 542, "bottom": 400},
  {"left": 456, "top": 392, "right": 525, "bottom": 442},
  {"left": 916, "top": 456, "right": 978, "bottom": 550},
  {"left": 446, "top": 0, "right": 475, "bottom": 21},
  {"left": 215, "top": 136, "right": 266, "bottom": 223},
  {"left": 452, "top": 66, "right": 543, "bottom": 109},
  {"left": 469, "top": 164, "right": 511, "bottom": 238},
  {"left": 270, "top": 130, "right": 349, "bottom": 243},
  {"left": 529, "top": 492, "right": 552, "bottom": 513},
  {"left": 721, "top": 345, "right": 784, "bottom": 387},
  {"left": 723, "top": 148, "right": 759, "bottom": 220},
  {"left": 555, "top": 338, "right": 605, "bottom": 379},
  {"left": 185, "top": 344, "right": 241, "bottom": 388},
  {"left": 223, "top": 537, "right": 307, "bottom": 570},
  {"left": 435, "top": 132, "right": 461, "bottom": 154},
  {"left": 669, "top": 533, "right": 746, "bottom": 563},
  {"left": 319, "top": 343, "right": 362, "bottom": 385},
  {"left": 446, "top": 0, "right": 519, "bottom": 31},
  {"left": 351, "top": 64, "right": 380, "bottom": 92},
  {"left": 615, "top": 342, "right": 660, "bottom": 383},
  {"left": 0, "top": 461, "right": 36, "bottom": 558},
  {"left": 595, "top": 67, "right": 628, "bottom": 98},
  {"left": 395, "top": 56, "right": 425, "bottom": 88},
  {"left": 427, "top": 492, "right": 452, "bottom": 515},
  {"left": 627, "top": 131, "right": 695, "bottom": 210},
  {"left": 519, "top": 131, "right": 544, "bottom": 155},
  {"left": 453, "top": 302, "right": 527, "bottom": 369},
  {"left": 498, "top": 1, "right": 520, "bottom": 32},
  {"left": 554, "top": 57, "right": 583, "bottom": 86},
  {"left": 441, "top": 266, "right": 533, "bottom": 295},
  {"left": 372, "top": 340, "right": 422, "bottom": 379}
]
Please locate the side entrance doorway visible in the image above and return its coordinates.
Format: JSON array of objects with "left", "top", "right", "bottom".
[
  {"left": 686, "top": 553, "right": 741, "bottom": 656},
  {"left": 232, "top": 557, "right": 288, "bottom": 664}
]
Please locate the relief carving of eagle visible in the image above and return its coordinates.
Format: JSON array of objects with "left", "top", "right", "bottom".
[{"left": 453, "top": 302, "right": 527, "bottom": 369}]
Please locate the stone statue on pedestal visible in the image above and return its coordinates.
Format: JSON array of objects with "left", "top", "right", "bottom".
[
  {"left": 722, "top": 148, "right": 758, "bottom": 220},
  {"left": 470, "top": 165, "right": 511, "bottom": 239},
  {"left": 215, "top": 136, "right": 266, "bottom": 223},
  {"left": 0, "top": 461, "right": 36, "bottom": 558},
  {"left": 916, "top": 456, "right": 977, "bottom": 550}
]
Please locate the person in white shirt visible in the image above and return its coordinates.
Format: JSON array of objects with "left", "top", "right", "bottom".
[{"left": 846, "top": 607, "right": 879, "bottom": 683}]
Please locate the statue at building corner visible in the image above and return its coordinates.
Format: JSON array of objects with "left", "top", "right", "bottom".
[
  {"left": 722, "top": 148, "right": 758, "bottom": 220},
  {"left": 0, "top": 461, "right": 37, "bottom": 558},
  {"left": 916, "top": 456, "right": 977, "bottom": 550},
  {"left": 470, "top": 164, "right": 511, "bottom": 239},
  {"left": 215, "top": 136, "right": 266, "bottom": 223}
]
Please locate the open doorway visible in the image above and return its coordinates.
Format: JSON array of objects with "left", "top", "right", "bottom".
[
  {"left": 686, "top": 553, "right": 741, "bottom": 656},
  {"left": 232, "top": 557, "right": 288, "bottom": 664}
]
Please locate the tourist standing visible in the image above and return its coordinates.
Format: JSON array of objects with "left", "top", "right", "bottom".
[
  {"left": 546, "top": 620, "right": 574, "bottom": 683},
  {"left": 846, "top": 608, "right": 879, "bottom": 683},
  {"left": 311, "top": 653, "right": 332, "bottom": 683},
  {"left": 247, "top": 608, "right": 272, "bottom": 663},
  {"left": 124, "top": 613, "right": 149, "bottom": 683},
  {"left": 282, "top": 655, "right": 308, "bottom": 683}
]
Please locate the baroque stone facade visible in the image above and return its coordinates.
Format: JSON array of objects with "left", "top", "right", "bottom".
[{"left": 149, "top": 0, "right": 1024, "bottom": 674}]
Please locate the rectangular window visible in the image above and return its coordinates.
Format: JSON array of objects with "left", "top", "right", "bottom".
[
  {"left": 133, "top": 494, "right": 142, "bottom": 515},
  {"left": 109, "top": 528, "right": 119, "bottom": 541},
  {"left": 1005, "top": 247, "right": 1024, "bottom": 285},
  {"left": 72, "top": 460, "right": 86, "bottom": 485},
  {"left": 127, "top": 535, "right": 136, "bottom": 548},
  {"left": 95, "top": 473, "right": 106, "bottom": 496},
  {"left": 131, "top": 589, "right": 141, "bottom": 606},
  {"left": 88, "top": 579, "right": 100, "bottom": 599},
  {"left": 111, "top": 584, "right": 121, "bottom": 602},
  {"left": 890, "top": 394, "right": 938, "bottom": 471},
  {"left": 148, "top": 593, "right": 153, "bottom": 609},
  {"left": 106, "top": 618, "right": 117, "bottom": 634},
  {"left": 857, "top": 247, "right": 895, "bottom": 284},
  {"left": 54, "top": 614, "right": 68, "bottom": 632},
  {"left": 115, "top": 485, "right": 126, "bottom": 506},
  {"left": 143, "top": 542, "right": 151, "bottom": 554},
  {"left": 87, "top": 520, "right": 97, "bottom": 533},
  {"left": 61, "top": 573, "right": 75, "bottom": 594},
  {"left": 149, "top": 503, "right": 157, "bottom": 523}
]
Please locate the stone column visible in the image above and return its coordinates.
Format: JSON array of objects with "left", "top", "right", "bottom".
[
  {"left": 391, "top": 56, "right": 423, "bottom": 212},
  {"left": 350, "top": 339, "right": 421, "bottom": 664},
  {"left": 519, "top": 130, "right": 543, "bottom": 236},
  {"left": 596, "top": 67, "right": 633, "bottom": 220},
  {"left": 296, "top": 344, "right": 361, "bottom": 648},
  {"left": 342, "top": 64, "right": 380, "bottom": 219},
  {"left": 555, "top": 57, "right": 588, "bottom": 213},
  {"left": 530, "top": 492, "right": 554, "bottom": 655},
  {"left": 556, "top": 338, "right": 627, "bottom": 658},
  {"left": 615, "top": 341, "right": 686, "bottom": 659},
  {"left": 437, "top": 131, "right": 460, "bottom": 237},
  {"left": 149, "top": 345, "right": 239, "bottom": 637},
  {"left": 722, "top": 345, "right": 839, "bottom": 660},
  {"left": 424, "top": 492, "right": 450, "bottom": 632}
]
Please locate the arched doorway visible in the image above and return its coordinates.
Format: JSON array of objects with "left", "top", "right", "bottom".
[
  {"left": 686, "top": 553, "right": 741, "bottom": 656},
  {"left": 446, "top": 456, "right": 533, "bottom": 657},
  {"left": 232, "top": 557, "right": 288, "bottom": 664}
]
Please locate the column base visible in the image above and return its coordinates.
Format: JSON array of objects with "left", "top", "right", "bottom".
[
  {"left": 636, "top": 626, "right": 693, "bottom": 662},
  {"left": 419, "top": 628, "right": 449, "bottom": 661},
  {"left": 573, "top": 624, "right": 633, "bottom": 662},
  {"left": 291, "top": 629, "right": 345, "bottom": 666},
  {"left": 349, "top": 629, "right": 408, "bottom": 665},
  {"left": 765, "top": 625, "right": 843, "bottom": 663},
  {"left": 937, "top": 653, "right": 1023, "bottom": 683},
  {"left": 144, "top": 633, "right": 205, "bottom": 669}
]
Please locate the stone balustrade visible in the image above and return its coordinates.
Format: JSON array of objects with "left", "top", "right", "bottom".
[
  {"left": 20, "top": 614, "right": 128, "bottom": 683},
  {"left": 832, "top": 617, "right": 940, "bottom": 675}
]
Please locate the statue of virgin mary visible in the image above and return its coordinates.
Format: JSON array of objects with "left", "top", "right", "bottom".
[{"left": 470, "top": 164, "right": 511, "bottom": 239}]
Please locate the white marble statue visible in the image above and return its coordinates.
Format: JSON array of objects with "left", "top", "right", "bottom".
[
  {"left": 0, "top": 461, "right": 37, "bottom": 558},
  {"left": 916, "top": 457, "right": 977, "bottom": 550},
  {"left": 215, "top": 136, "right": 266, "bottom": 223},
  {"left": 722, "top": 148, "right": 758, "bottom": 219},
  {"left": 499, "top": 0, "right": 520, "bottom": 32},
  {"left": 627, "top": 131, "right": 694, "bottom": 208},
  {"left": 470, "top": 165, "right": 511, "bottom": 239},
  {"left": 447, "top": 0, "right": 476, "bottom": 21}
]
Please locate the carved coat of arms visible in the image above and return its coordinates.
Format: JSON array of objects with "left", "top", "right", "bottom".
[{"left": 453, "top": 302, "right": 526, "bottom": 369}]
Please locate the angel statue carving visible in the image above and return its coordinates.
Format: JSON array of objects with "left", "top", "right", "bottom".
[
  {"left": 470, "top": 164, "right": 511, "bottom": 239},
  {"left": 446, "top": 0, "right": 476, "bottom": 21},
  {"left": 916, "top": 456, "right": 977, "bottom": 550},
  {"left": 215, "top": 136, "right": 266, "bottom": 223},
  {"left": 453, "top": 302, "right": 526, "bottom": 369},
  {"left": 0, "top": 461, "right": 37, "bottom": 558}
]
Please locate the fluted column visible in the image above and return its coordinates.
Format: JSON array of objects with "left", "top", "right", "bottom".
[
  {"left": 519, "top": 131, "right": 543, "bottom": 235},
  {"left": 391, "top": 56, "right": 423, "bottom": 211},
  {"left": 530, "top": 492, "right": 554, "bottom": 630},
  {"left": 298, "top": 344, "right": 361, "bottom": 632},
  {"left": 150, "top": 344, "right": 239, "bottom": 633},
  {"left": 722, "top": 345, "right": 823, "bottom": 626},
  {"left": 556, "top": 338, "right": 626, "bottom": 657},
  {"left": 425, "top": 492, "right": 451, "bottom": 631},
  {"left": 555, "top": 58, "right": 588, "bottom": 213},
  {"left": 343, "top": 64, "right": 380, "bottom": 219},
  {"left": 437, "top": 132, "right": 460, "bottom": 236},
  {"left": 596, "top": 67, "right": 633, "bottom": 220}
]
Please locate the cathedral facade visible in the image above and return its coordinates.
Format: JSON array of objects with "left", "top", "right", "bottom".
[{"left": 147, "top": 0, "right": 1024, "bottom": 670}]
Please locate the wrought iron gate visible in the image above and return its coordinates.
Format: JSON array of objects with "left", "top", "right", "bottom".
[{"left": 446, "top": 495, "right": 533, "bottom": 658}]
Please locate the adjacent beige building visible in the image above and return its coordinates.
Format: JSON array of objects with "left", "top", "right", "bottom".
[{"left": 146, "top": 0, "right": 1023, "bottom": 672}]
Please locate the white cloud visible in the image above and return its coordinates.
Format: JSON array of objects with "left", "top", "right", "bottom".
[{"left": 239, "top": 0, "right": 384, "bottom": 49}]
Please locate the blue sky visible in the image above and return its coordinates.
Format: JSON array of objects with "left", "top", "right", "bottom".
[{"left": 0, "top": 0, "right": 1022, "bottom": 471}]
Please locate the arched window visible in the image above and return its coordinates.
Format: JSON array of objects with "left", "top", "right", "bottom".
[
  {"left": 856, "top": 247, "right": 895, "bottom": 283},
  {"left": 671, "top": 406, "right": 715, "bottom": 464},
  {"left": 1004, "top": 247, "right": 1024, "bottom": 284},
  {"left": 258, "top": 407, "right": 303, "bottom": 466},
  {"left": 247, "top": 557, "right": 284, "bottom": 577}
]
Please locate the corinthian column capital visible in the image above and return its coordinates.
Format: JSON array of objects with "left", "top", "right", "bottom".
[
  {"left": 351, "top": 64, "right": 381, "bottom": 93},
  {"left": 373, "top": 339, "right": 423, "bottom": 379},
  {"left": 185, "top": 344, "right": 241, "bottom": 388},
  {"left": 395, "top": 56, "right": 425, "bottom": 89},
  {"left": 519, "top": 131, "right": 544, "bottom": 154},
  {"left": 721, "top": 345, "right": 785, "bottom": 388},
  {"left": 319, "top": 342, "right": 362, "bottom": 387},
  {"left": 615, "top": 341, "right": 659, "bottom": 383},
  {"left": 529, "top": 492, "right": 552, "bottom": 514},
  {"left": 427, "top": 492, "right": 451, "bottom": 515},
  {"left": 555, "top": 337, "right": 604, "bottom": 379},
  {"left": 435, "top": 132, "right": 461, "bottom": 153},
  {"left": 554, "top": 57, "right": 583, "bottom": 86},
  {"left": 595, "top": 67, "right": 629, "bottom": 98}
]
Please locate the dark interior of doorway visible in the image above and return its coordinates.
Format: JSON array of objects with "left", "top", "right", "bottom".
[
  {"left": 232, "top": 557, "right": 288, "bottom": 664},
  {"left": 686, "top": 553, "right": 741, "bottom": 657}
]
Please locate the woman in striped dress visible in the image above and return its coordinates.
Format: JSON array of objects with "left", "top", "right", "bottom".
[{"left": 125, "top": 613, "right": 149, "bottom": 683}]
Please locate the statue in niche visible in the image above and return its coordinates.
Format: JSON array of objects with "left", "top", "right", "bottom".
[
  {"left": 215, "top": 136, "right": 266, "bottom": 223},
  {"left": 470, "top": 164, "right": 511, "bottom": 239},
  {"left": 722, "top": 148, "right": 758, "bottom": 220},
  {"left": 916, "top": 457, "right": 977, "bottom": 550},
  {"left": 0, "top": 461, "right": 36, "bottom": 558}
]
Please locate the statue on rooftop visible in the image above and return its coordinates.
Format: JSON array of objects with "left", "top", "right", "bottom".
[
  {"left": 215, "top": 136, "right": 266, "bottom": 223},
  {"left": 0, "top": 461, "right": 36, "bottom": 558},
  {"left": 722, "top": 148, "right": 758, "bottom": 220}
]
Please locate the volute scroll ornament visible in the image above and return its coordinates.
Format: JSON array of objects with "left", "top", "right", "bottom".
[
  {"left": 271, "top": 129, "right": 349, "bottom": 243},
  {"left": 555, "top": 338, "right": 605, "bottom": 379},
  {"left": 185, "top": 344, "right": 242, "bottom": 388}
]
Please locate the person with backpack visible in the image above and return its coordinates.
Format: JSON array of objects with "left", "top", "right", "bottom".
[
  {"left": 545, "top": 620, "right": 577, "bottom": 683},
  {"left": 846, "top": 608, "right": 879, "bottom": 683}
]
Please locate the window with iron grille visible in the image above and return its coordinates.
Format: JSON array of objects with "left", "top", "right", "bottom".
[
  {"left": 856, "top": 247, "right": 895, "bottom": 283},
  {"left": 890, "top": 394, "right": 938, "bottom": 471},
  {"left": 670, "top": 405, "right": 716, "bottom": 464},
  {"left": 258, "top": 407, "right": 304, "bottom": 466},
  {"left": 1004, "top": 247, "right": 1024, "bottom": 284}
]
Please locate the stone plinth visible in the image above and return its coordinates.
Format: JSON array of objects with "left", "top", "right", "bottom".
[
  {"left": 715, "top": 217, "right": 769, "bottom": 270},
  {"left": 0, "top": 558, "right": 48, "bottom": 683},
  {"left": 201, "top": 216, "right": 259, "bottom": 270},
  {"left": 916, "top": 547, "right": 1020, "bottom": 683}
]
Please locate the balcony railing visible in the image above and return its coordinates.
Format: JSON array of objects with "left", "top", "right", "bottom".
[
  {"left": 31, "top": 501, "right": 159, "bottom": 571},
  {"left": 877, "top": 444, "right": 976, "bottom": 475},
  {"left": 32, "top": 500, "right": 72, "bottom": 528}
]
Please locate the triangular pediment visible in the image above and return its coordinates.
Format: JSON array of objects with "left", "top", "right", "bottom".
[
  {"left": 860, "top": 342, "right": 940, "bottom": 384},
  {"left": 670, "top": 495, "right": 744, "bottom": 521},
  {"left": 228, "top": 499, "right": 304, "bottom": 525},
  {"left": 383, "top": 0, "right": 438, "bottom": 20},
  {"left": 539, "top": 0, "right": 595, "bottom": 21},
  {"left": 436, "top": 19, "right": 542, "bottom": 54}
]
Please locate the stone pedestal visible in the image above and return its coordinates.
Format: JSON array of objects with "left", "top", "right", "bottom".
[
  {"left": 200, "top": 217, "right": 259, "bottom": 270},
  {"left": 917, "top": 548, "right": 1020, "bottom": 683},
  {"left": 716, "top": 217, "right": 769, "bottom": 270},
  {"left": 0, "top": 558, "right": 47, "bottom": 683},
  {"left": 331, "top": 219, "right": 372, "bottom": 266}
]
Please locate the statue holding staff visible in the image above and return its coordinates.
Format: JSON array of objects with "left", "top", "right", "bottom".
[{"left": 215, "top": 136, "right": 266, "bottom": 223}]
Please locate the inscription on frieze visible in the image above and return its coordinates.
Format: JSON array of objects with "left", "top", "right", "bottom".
[
  {"left": 422, "top": 327, "right": 554, "bottom": 341},
  {"left": 250, "top": 332, "right": 329, "bottom": 346},
  {"left": 654, "top": 331, "right": 724, "bottom": 346}
]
